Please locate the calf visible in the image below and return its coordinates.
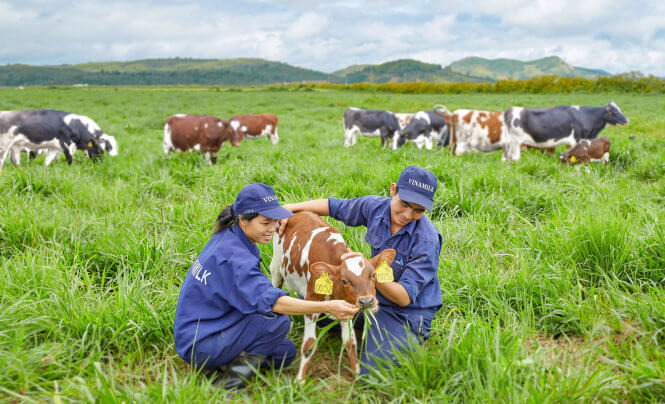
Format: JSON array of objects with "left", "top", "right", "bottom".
[
  {"left": 0, "top": 109, "right": 104, "bottom": 172},
  {"left": 560, "top": 136, "right": 611, "bottom": 165},
  {"left": 270, "top": 212, "right": 395, "bottom": 380},
  {"left": 505, "top": 101, "right": 628, "bottom": 161},
  {"left": 433, "top": 105, "right": 517, "bottom": 161},
  {"left": 228, "top": 113, "right": 279, "bottom": 145},
  {"left": 343, "top": 108, "right": 401, "bottom": 149},
  {"left": 163, "top": 114, "right": 237, "bottom": 164},
  {"left": 395, "top": 110, "right": 448, "bottom": 150}
]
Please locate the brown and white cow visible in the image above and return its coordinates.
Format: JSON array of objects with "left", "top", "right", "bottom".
[
  {"left": 434, "top": 105, "right": 518, "bottom": 162},
  {"left": 228, "top": 113, "right": 279, "bottom": 145},
  {"left": 270, "top": 212, "right": 395, "bottom": 381},
  {"left": 163, "top": 114, "right": 239, "bottom": 164},
  {"left": 560, "top": 136, "right": 611, "bottom": 165}
]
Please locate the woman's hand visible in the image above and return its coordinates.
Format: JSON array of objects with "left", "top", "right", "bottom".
[{"left": 325, "top": 300, "right": 360, "bottom": 321}]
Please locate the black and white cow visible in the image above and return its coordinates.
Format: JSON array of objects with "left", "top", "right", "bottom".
[
  {"left": 504, "top": 101, "right": 628, "bottom": 161},
  {"left": 343, "top": 108, "right": 401, "bottom": 149},
  {"left": 0, "top": 109, "right": 105, "bottom": 172},
  {"left": 395, "top": 110, "right": 448, "bottom": 150}
]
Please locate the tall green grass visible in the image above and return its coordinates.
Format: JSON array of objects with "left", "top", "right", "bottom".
[{"left": 1, "top": 87, "right": 664, "bottom": 402}]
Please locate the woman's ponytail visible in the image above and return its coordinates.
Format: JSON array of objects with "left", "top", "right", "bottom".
[{"left": 214, "top": 205, "right": 236, "bottom": 233}]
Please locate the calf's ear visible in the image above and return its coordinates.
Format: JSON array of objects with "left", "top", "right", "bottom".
[
  {"left": 370, "top": 249, "right": 396, "bottom": 268},
  {"left": 310, "top": 262, "right": 340, "bottom": 280}
]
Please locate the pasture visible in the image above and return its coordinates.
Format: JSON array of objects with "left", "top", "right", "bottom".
[{"left": 1, "top": 86, "right": 665, "bottom": 402}]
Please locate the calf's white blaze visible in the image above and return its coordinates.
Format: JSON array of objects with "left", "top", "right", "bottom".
[{"left": 344, "top": 256, "right": 364, "bottom": 276}]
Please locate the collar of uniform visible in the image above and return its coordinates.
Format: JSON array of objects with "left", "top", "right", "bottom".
[
  {"left": 230, "top": 224, "right": 261, "bottom": 259},
  {"left": 376, "top": 197, "right": 415, "bottom": 236}
]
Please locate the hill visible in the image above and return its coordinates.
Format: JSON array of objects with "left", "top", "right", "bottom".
[
  {"left": 448, "top": 56, "right": 610, "bottom": 80},
  {"left": 0, "top": 56, "right": 613, "bottom": 86},
  {"left": 333, "top": 59, "right": 490, "bottom": 84}
]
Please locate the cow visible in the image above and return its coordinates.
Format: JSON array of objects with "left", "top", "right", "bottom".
[
  {"left": 433, "top": 105, "right": 517, "bottom": 162},
  {"left": 343, "top": 108, "right": 401, "bottom": 149},
  {"left": 560, "top": 136, "right": 611, "bottom": 165},
  {"left": 227, "top": 113, "right": 279, "bottom": 146},
  {"left": 270, "top": 211, "right": 395, "bottom": 381},
  {"left": 163, "top": 114, "right": 238, "bottom": 164},
  {"left": 395, "top": 110, "right": 448, "bottom": 150},
  {"left": 10, "top": 118, "right": 118, "bottom": 166},
  {"left": 504, "top": 101, "right": 628, "bottom": 161},
  {"left": 0, "top": 109, "right": 105, "bottom": 172}
]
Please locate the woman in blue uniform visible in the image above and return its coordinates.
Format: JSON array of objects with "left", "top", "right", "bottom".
[
  {"left": 281, "top": 166, "right": 443, "bottom": 374},
  {"left": 173, "top": 183, "right": 359, "bottom": 390}
]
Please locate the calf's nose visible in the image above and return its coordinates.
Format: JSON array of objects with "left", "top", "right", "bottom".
[{"left": 359, "top": 297, "right": 376, "bottom": 309}]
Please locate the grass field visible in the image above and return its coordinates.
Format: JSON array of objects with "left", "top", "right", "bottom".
[{"left": 1, "top": 86, "right": 665, "bottom": 403}]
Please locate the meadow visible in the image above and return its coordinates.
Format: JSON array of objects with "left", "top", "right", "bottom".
[{"left": 1, "top": 86, "right": 664, "bottom": 403}]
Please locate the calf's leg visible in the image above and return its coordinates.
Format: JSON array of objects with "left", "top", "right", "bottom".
[
  {"left": 341, "top": 320, "right": 360, "bottom": 375},
  {"left": 297, "top": 314, "right": 319, "bottom": 381}
]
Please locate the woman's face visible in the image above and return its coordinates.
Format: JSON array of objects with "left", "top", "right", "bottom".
[
  {"left": 389, "top": 183, "right": 426, "bottom": 228},
  {"left": 239, "top": 214, "right": 279, "bottom": 244}
]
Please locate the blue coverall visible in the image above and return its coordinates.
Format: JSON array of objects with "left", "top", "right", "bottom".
[
  {"left": 329, "top": 195, "right": 443, "bottom": 374},
  {"left": 173, "top": 225, "right": 296, "bottom": 370}
]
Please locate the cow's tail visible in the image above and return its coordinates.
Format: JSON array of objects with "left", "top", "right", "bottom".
[
  {"left": 163, "top": 123, "right": 173, "bottom": 154},
  {"left": 433, "top": 104, "right": 450, "bottom": 118}
]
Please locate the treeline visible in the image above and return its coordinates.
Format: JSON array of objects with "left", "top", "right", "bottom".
[
  {"left": 307, "top": 72, "right": 665, "bottom": 94},
  {"left": 0, "top": 65, "right": 334, "bottom": 86}
]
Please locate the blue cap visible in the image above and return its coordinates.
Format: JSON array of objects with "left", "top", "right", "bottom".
[
  {"left": 396, "top": 166, "right": 437, "bottom": 210},
  {"left": 232, "top": 183, "right": 294, "bottom": 220}
]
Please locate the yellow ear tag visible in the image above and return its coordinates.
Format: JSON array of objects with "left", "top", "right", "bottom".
[
  {"left": 570, "top": 155, "right": 577, "bottom": 163},
  {"left": 314, "top": 270, "right": 333, "bottom": 295},
  {"left": 376, "top": 259, "right": 394, "bottom": 283},
  {"left": 88, "top": 141, "right": 93, "bottom": 147}
]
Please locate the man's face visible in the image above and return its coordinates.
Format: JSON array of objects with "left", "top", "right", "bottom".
[{"left": 389, "top": 183, "right": 426, "bottom": 227}]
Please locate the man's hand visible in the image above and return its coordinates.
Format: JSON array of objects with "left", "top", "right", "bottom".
[{"left": 325, "top": 300, "right": 359, "bottom": 321}]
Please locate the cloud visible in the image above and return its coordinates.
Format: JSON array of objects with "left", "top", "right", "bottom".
[
  {"left": 0, "top": 0, "right": 664, "bottom": 75},
  {"left": 284, "top": 12, "right": 328, "bottom": 40}
]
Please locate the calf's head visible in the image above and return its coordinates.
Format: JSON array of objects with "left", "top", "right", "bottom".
[
  {"left": 308, "top": 249, "right": 396, "bottom": 312},
  {"left": 224, "top": 120, "right": 242, "bottom": 147},
  {"left": 559, "top": 142, "right": 588, "bottom": 165}
]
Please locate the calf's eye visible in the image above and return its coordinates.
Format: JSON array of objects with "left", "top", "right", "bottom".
[{"left": 342, "top": 280, "right": 348, "bottom": 285}]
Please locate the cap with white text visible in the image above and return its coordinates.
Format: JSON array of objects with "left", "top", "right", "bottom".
[
  {"left": 232, "top": 183, "right": 294, "bottom": 220},
  {"left": 396, "top": 166, "right": 437, "bottom": 210}
]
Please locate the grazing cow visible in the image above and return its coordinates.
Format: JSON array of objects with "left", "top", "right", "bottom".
[
  {"left": 343, "top": 108, "right": 401, "bottom": 149},
  {"left": 228, "top": 113, "right": 279, "bottom": 145},
  {"left": 11, "top": 117, "right": 118, "bottom": 166},
  {"left": 504, "top": 101, "right": 628, "bottom": 161},
  {"left": 395, "top": 110, "right": 448, "bottom": 150},
  {"left": 560, "top": 136, "right": 611, "bottom": 165},
  {"left": 270, "top": 211, "right": 395, "bottom": 381},
  {"left": 433, "top": 105, "right": 516, "bottom": 161},
  {"left": 0, "top": 109, "right": 104, "bottom": 172},
  {"left": 163, "top": 114, "right": 238, "bottom": 164}
]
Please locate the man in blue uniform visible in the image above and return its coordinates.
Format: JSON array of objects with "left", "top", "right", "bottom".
[
  {"left": 174, "top": 183, "right": 359, "bottom": 390},
  {"left": 282, "top": 166, "right": 443, "bottom": 374}
]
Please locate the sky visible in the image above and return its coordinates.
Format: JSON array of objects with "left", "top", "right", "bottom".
[{"left": 1, "top": 0, "right": 664, "bottom": 75}]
